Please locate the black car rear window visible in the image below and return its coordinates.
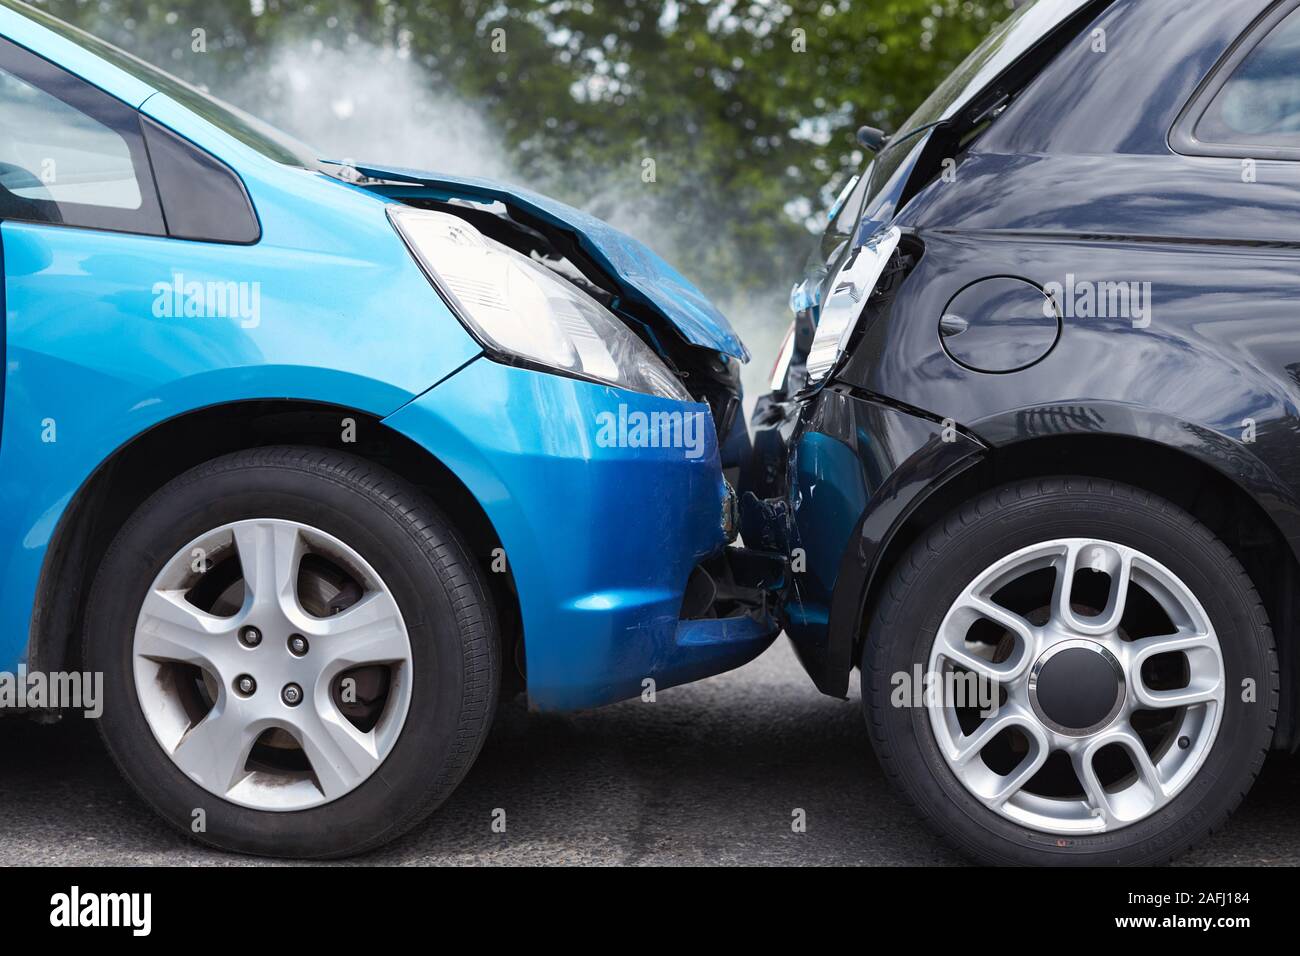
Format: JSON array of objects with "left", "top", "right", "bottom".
[{"left": 1196, "top": 7, "right": 1300, "bottom": 148}]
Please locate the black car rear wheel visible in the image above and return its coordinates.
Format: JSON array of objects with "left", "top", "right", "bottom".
[{"left": 864, "top": 476, "right": 1277, "bottom": 865}]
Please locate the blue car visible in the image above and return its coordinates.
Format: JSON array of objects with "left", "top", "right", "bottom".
[{"left": 0, "top": 0, "right": 777, "bottom": 856}]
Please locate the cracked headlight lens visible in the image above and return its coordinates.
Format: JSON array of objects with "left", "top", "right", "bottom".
[{"left": 388, "top": 206, "right": 690, "bottom": 401}]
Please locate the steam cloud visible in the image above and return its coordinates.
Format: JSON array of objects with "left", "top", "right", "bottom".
[{"left": 229, "top": 42, "right": 792, "bottom": 407}]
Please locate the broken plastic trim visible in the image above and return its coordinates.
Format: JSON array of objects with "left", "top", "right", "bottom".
[
  {"left": 805, "top": 226, "right": 902, "bottom": 387},
  {"left": 679, "top": 546, "right": 787, "bottom": 622}
]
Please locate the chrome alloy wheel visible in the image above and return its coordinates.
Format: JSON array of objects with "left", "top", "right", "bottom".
[
  {"left": 927, "top": 538, "right": 1225, "bottom": 835},
  {"left": 133, "top": 519, "right": 414, "bottom": 811}
]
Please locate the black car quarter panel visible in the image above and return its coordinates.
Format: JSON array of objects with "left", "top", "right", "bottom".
[
  {"left": 835, "top": 0, "right": 1300, "bottom": 566},
  {"left": 762, "top": 387, "right": 985, "bottom": 697}
]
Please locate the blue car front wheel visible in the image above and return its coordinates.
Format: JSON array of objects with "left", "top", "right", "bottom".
[{"left": 84, "top": 446, "right": 500, "bottom": 858}]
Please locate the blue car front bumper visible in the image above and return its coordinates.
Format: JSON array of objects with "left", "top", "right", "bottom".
[{"left": 385, "top": 357, "right": 777, "bottom": 710}]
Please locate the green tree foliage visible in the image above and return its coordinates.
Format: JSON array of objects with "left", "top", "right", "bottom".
[{"left": 34, "top": 0, "right": 1011, "bottom": 300}]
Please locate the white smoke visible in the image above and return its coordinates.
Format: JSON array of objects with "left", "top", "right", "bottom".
[
  {"left": 225, "top": 42, "right": 516, "bottom": 180},
  {"left": 224, "top": 41, "right": 792, "bottom": 407}
]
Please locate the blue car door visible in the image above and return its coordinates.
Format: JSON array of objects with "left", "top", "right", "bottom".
[{"left": 0, "top": 33, "right": 172, "bottom": 666}]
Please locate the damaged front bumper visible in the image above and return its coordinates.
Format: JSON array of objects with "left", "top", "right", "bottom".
[{"left": 386, "top": 357, "right": 779, "bottom": 711}]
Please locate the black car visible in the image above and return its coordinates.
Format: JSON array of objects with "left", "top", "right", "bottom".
[{"left": 746, "top": 0, "right": 1300, "bottom": 864}]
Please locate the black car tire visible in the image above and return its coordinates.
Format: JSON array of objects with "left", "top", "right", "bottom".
[
  {"left": 84, "top": 446, "right": 499, "bottom": 858},
  {"left": 863, "top": 476, "right": 1277, "bottom": 865}
]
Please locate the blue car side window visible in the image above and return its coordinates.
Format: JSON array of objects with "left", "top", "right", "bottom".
[{"left": 0, "top": 35, "right": 164, "bottom": 235}]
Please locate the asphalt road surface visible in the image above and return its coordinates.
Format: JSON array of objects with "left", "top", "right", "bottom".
[{"left": 2, "top": 638, "right": 1297, "bottom": 866}]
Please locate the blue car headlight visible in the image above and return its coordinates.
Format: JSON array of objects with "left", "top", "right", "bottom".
[{"left": 388, "top": 206, "right": 690, "bottom": 402}]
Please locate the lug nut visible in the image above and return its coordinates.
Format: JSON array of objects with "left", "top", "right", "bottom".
[
  {"left": 235, "top": 675, "right": 256, "bottom": 696},
  {"left": 239, "top": 626, "right": 262, "bottom": 648},
  {"left": 288, "top": 635, "right": 309, "bottom": 656},
  {"left": 281, "top": 683, "right": 303, "bottom": 707}
]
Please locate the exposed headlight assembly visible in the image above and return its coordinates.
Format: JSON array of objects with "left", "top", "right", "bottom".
[
  {"left": 388, "top": 206, "right": 690, "bottom": 402},
  {"left": 804, "top": 225, "right": 902, "bottom": 386}
]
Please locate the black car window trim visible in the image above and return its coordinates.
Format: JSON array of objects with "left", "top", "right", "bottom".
[
  {"left": 1171, "top": 0, "right": 1300, "bottom": 161},
  {"left": 139, "top": 113, "right": 262, "bottom": 246},
  {"left": 0, "top": 34, "right": 165, "bottom": 236}
]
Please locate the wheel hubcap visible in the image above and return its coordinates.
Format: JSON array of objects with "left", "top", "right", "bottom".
[
  {"left": 1028, "top": 640, "right": 1125, "bottom": 736},
  {"left": 927, "top": 538, "right": 1225, "bottom": 835},
  {"left": 133, "top": 519, "right": 414, "bottom": 811}
]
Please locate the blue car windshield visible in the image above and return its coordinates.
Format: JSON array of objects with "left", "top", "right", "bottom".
[{"left": 1, "top": 0, "right": 319, "bottom": 169}]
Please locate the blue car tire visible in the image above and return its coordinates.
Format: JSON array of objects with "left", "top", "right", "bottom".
[{"left": 83, "top": 446, "right": 499, "bottom": 858}]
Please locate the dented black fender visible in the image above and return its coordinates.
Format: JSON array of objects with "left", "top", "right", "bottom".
[{"left": 744, "top": 386, "right": 986, "bottom": 697}]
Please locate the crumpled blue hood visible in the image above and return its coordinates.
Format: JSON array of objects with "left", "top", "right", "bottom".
[{"left": 349, "top": 164, "right": 748, "bottom": 362}]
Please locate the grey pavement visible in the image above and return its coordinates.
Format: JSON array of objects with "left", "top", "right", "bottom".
[{"left": 0, "top": 638, "right": 1295, "bottom": 866}]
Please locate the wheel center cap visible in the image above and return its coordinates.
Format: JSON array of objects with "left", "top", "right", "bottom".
[{"left": 1028, "top": 639, "right": 1125, "bottom": 736}]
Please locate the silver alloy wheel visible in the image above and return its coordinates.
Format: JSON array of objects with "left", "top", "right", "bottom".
[
  {"left": 133, "top": 519, "right": 414, "bottom": 811},
  {"left": 927, "top": 538, "right": 1225, "bottom": 835}
]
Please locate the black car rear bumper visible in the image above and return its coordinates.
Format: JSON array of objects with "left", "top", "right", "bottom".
[{"left": 742, "top": 385, "right": 986, "bottom": 697}]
